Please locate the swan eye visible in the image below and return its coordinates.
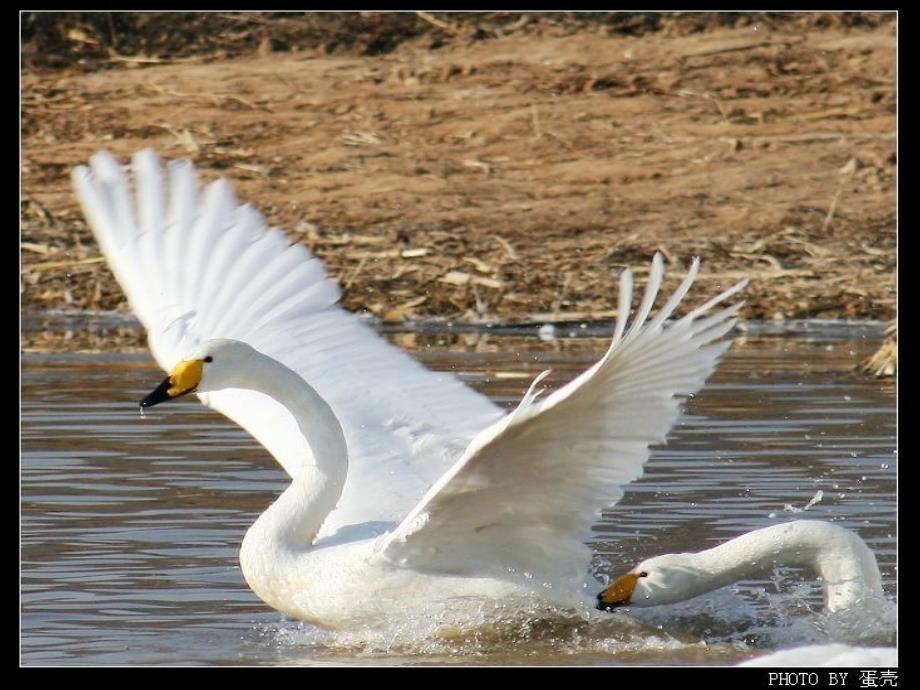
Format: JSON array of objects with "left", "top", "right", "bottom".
[
  {"left": 638, "top": 571, "right": 649, "bottom": 578},
  {"left": 204, "top": 356, "right": 213, "bottom": 363}
]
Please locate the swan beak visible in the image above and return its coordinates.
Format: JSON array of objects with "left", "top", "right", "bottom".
[
  {"left": 596, "top": 571, "right": 642, "bottom": 611},
  {"left": 140, "top": 359, "right": 204, "bottom": 408}
]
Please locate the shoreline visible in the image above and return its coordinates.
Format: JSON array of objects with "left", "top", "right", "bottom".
[{"left": 22, "top": 13, "right": 896, "bottom": 349}]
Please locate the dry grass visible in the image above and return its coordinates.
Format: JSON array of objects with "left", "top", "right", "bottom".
[{"left": 21, "top": 13, "right": 896, "bottom": 352}]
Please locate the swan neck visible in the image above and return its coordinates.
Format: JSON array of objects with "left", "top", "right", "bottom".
[
  {"left": 689, "top": 521, "right": 884, "bottom": 611},
  {"left": 239, "top": 353, "right": 348, "bottom": 547}
]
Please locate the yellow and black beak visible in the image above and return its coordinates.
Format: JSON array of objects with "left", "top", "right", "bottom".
[
  {"left": 596, "top": 571, "right": 646, "bottom": 611},
  {"left": 140, "top": 359, "right": 204, "bottom": 409}
]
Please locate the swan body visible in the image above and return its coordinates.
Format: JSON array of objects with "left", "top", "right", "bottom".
[
  {"left": 73, "top": 149, "right": 748, "bottom": 629},
  {"left": 598, "top": 520, "right": 889, "bottom": 614},
  {"left": 180, "top": 339, "right": 529, "bottom": 625}
]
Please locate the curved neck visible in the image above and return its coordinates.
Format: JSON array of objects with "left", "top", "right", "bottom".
[
  {"left": 686, "top": 521, "right": 884, "bottom": 612},
  {"left": 235, "top": 353, "right": 348, "bottom": 548}
]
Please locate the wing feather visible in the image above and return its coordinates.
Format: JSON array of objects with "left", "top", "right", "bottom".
[
  {"left": 379, "top": 258, "right": 745, "bottom": 589},
  {"left": 73, "top": 150, "right": 503, "bottom": 536},
  {"left": 183, "top": 180, "right": 236, "bottom": 310},
  {"left": 622, "top": 252, "right": 662, "bottom": 345}
]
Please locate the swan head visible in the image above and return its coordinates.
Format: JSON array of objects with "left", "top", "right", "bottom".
[
  {"left": 140, "top": 339, "right": 259, "bottom": 407},
  {"left": 596, "top": 553, "right": 709, "bottom": 611}
]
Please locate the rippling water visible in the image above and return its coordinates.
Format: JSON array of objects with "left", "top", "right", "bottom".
[{"left": 20, "top": 325, "right": 896, "bottom": 665}]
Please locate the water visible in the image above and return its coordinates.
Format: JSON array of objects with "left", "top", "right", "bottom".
[{"left": 20, "top": 325, "right": 897, "bottom": 666}]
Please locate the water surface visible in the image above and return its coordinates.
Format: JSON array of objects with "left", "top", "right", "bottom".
[{"left": 21, "top": 325, "right": 897, "bottom": 665}]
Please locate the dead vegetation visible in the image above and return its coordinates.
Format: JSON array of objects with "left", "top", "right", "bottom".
[
  {"left": 861, "top": 321, "right": 897, "bottom": 377},
  {"left": 21, "top": 13, "right": 896, "bottom": 351}
]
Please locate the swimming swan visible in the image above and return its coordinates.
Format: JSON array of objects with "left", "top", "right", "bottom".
[
  {"left": 72, "top": 149, "right": 747, "bottom": 628},
  {"left": 597, "top": 520, "right": 888, "bottom": 614}
]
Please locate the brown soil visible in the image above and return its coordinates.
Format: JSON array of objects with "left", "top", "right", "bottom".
[{"left": 21, "top": 12, "right": 897, "bottom": 351}]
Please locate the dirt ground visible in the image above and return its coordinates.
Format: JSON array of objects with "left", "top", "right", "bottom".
[{"left": 21, "top": 12, "right": 897, "bottom": 351}]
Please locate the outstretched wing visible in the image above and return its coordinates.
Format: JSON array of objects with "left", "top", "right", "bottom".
[
  {"left": 379, "top": 254, "right": 746, "bottom": 587},
  {"left": 72, "top": 149, "right": 502, "bottom": 535}
]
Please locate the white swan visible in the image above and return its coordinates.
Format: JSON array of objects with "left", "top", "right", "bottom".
[
  {"left": 599, "top": 520, "right": 896, "bottom": 663},
  {"left": 72, "top": 149, "right": 747, "bottom": 629},
  {"left": 597, "top": 520, "right": 890, "bottom": 614}
]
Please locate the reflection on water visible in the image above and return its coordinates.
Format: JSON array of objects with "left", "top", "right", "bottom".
[{"left": 21, "top": 325, "right": 896, "bottom": 666}]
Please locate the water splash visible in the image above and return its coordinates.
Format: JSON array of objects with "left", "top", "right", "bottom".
[
  {"left": 778, "top": 490, "right": 824, "bottom": 515},
  {"left": 249, "top": 584, "right": 894, "bottom": 665},
  {"left": 254, "top": 603, "right": 741, "bottom": 664}
]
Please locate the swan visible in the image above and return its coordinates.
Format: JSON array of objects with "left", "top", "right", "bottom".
[
  {"left": 598, "top": 521, "right": 896, "bottom": 664},
  {"left": 596, "top": 520, "right": 889, "bottom": 614},
  {"left": 72, "top": 149, "right": 748, "bottom": 629}
]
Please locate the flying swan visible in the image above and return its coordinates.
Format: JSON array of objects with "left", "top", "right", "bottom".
[{"left": 71, "top": 149, "right": 757, "bottom": 629}]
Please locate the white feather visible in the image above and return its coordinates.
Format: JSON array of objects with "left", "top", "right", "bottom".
[
  {"left": 72, "top": 150, "right": 503, "bottom": 536},
  {"left": 379, "top": 262, "right": 746, "bottom": 586},
  {"left": 73, "top": 149, "right": 747, "bottom": 625}
]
